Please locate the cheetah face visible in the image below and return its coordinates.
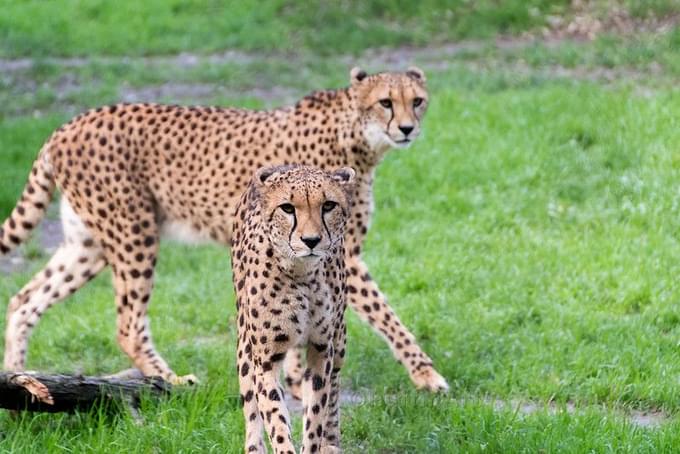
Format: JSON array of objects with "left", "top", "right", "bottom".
[
  {"left": 351, "top": 66, "right": 429, "bottom": 152},
  {"left": 255, "top": 165, "right": 355, "bottom": 263}
]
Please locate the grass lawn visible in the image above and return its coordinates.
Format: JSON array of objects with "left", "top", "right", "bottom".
[
  {"left": 2, "top": 1, "right": 680, "bottom": 453},
  {"left": 0, "top": 0, "right": 572, "bottom": 57}
]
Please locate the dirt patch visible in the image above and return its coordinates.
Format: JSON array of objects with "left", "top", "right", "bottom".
[
  {"left": 629, "top": 410, "right": 667, "bottom": 428},
  {"left": 449, "top": 59, "right": 668, "bottom": 86},
  {"left": 4, "top": 37, "right": 672, "bottom": 118},
  {"left": 0, "top": 5, "right": 676, "bottom": 76},
  {"left": 0, "top": 253, "right": 27, "bottom": 275},
  {"left": 2, "top": 25, "right": 677, "bottom": 116},
  {"left": 489, "top": 398, "right": 668, "bottom": 428},
  {"left": 355, "top": 37, "right": 554, "bottom": 70},
  {"left": 0, "top": 49, "right": 260, "bottom": 74},
  {"left": 118, "top": 82, "right": 301, "bottom": 107},
  {"left": 0, "top": 38, "right": 540, "bottom": 76},
  {"left": 293, "top": 391, "right": 671, "bottom": 428},
  {"left": 540, "top": 0, "right": 679, "bottom": 41},
  {"left": 38, "top": 218, "right": 63, "bottom": 252}
]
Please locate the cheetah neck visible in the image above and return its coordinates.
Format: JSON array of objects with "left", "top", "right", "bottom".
[
  {"left": 314, "top": 88, "right": 393, "bottom": 172},
  {"left": 275, "top": 256, "right": 322, "bottom": 282},
  {"left": 276, "top": 87, "right": 391, "bottom": 174}
]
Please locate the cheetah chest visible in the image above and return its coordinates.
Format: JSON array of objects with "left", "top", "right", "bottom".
[{"left": 267, "top": 279, "right": 336, "bottom": 348}]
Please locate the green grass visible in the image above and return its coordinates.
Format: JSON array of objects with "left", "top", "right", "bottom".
[
  {"left": 495, "top": 29, "right": 680, "bottom": 76},
  {"left": 4, "top": 1, "right": 680, "bottom": 452},
  {"left": 0, "top": 115, "right": 67, "bottom": 216},
  {"left": 3, "top": 0, "right": 679, "bottom": 59},
  {"left": 0, "top": 0, "right": 572, "bottom": 57}
]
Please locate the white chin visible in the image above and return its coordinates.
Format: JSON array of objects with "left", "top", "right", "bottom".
[
  {"left": 363, "top": 125, "right": 394, "bottom": 152},
  {"left": 392, "top": 140, "right": 412, "bottom": 149},
  {"left": 364, "top": 128, "right": 414, "bottom": 152},
  {"left": 296, "top": 252, "right": 322, "bottom": 260}
]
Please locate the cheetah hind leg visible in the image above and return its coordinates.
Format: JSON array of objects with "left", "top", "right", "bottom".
[
  {"left": 283, "top": 348, "right": 305, "bottom": 400},
  {"left": 4, "top": 242, "right": 106, "bottom": 371},
  {"left": 4, "top": 198, "right": 107, "bottom": 371}
]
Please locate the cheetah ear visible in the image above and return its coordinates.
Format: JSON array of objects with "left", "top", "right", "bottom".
[
  {"left": 350, "top": 67, "right": 368, "bottom": 85},
  {"left": 331, "top": 167, "right": 356, "bottom": 187},
  {"left": 406, "top": 66, "right": 426, "bottom": 83},
  {"left": 254, "top": 166, "right": 281, "bottom": 188}
]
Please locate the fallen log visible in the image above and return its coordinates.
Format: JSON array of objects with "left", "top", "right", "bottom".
[{"left": 0, "top": 370, "right": 171, "bottom": 413}]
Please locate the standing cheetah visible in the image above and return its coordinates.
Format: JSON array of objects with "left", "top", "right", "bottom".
[
  {"left": 232, "top": 164, "right": 354, "bottom": 454},
  {"left": 0, "top": 66, "right": 448, "bottom": 391}
]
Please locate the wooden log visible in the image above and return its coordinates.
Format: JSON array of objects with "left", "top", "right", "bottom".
[{"left": 0, "top": 371, "right": 171, "bottom": 413}]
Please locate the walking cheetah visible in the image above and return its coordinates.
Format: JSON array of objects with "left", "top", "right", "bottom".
[
  {"left": 0, "top": 66, "right": 448, "bottom": 391},
  {"left": 232, "top": 164, "right": 353, "bottom": 454}
]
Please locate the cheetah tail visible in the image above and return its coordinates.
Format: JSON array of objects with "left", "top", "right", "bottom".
[{"left": 0, "top": 146, "right": 55, "bottom": 256}]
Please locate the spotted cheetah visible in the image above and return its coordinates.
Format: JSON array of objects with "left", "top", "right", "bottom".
[
  {"left": 0, "top": 66, "right": 448, "bottom": 391},
  {"left": 232, "top": 164, "right": 353, "bottom": 454}
]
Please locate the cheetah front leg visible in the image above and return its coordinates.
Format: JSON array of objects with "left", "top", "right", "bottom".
[
  {"left": 252, "top": 355, "right": 296, "bottom": 454},
  {"left": 302, "top": 343, "right": 335, "bottom": 454},
  {"left": 111, "top": 264, "right": 195, "bottom": 386},
  {"left": 107, "top": 214, "right": 196, "bottom": 385},
  {"left": 235, "top": 307, "right": 266, "bottom": 454},
  {"left": 345, "top": 256, "right": 449, "bottom": 392},
  {"left": 322, "top": 322, "right": 346, "bottom": 451}
]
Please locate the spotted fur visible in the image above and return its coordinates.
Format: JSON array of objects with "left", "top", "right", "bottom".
[
  {"left": 232, "top": 164, "right": 353, "bottom": 454},
  {"left": 1, "top": 67, "right": 447, "bottom": 392}
]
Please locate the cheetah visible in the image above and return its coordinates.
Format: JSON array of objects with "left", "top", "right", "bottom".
[
  {"left": 232, "top": 164, "right": 354, "bottom": 454},
  {"left": 0, "top": 66, "right": 448, "bottom": 391}
]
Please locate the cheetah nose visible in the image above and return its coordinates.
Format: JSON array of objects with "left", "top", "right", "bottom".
[
  {"left": 398, "top": 125, "right": 414, "bottom": 136},
  {"left": 301, "top": 236, "right": 321, "bottom": 250}
]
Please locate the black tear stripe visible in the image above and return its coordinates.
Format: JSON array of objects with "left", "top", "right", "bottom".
[
  {"left": 283, "top": 192, "right": 297, "bottom": 242},
  {"left": 320, "top": 190, "right": 332, "bottom": 240},
  {"left": 385, "top": 91, "right": 395, "bottom": 133},
  {"left": 288, "top": 213, "right": 297, "bottom": 243},
  {"left": 322, "top": 215, "right": 332, "bottom": 243},
  {"left": 386, "top": 104, "right": 394, "bottom": 133}
]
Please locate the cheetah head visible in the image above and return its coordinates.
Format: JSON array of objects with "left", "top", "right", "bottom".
[
  {"left": 254, "top": 165, "right": 356, "bottom": 264},
  {"left": 350, "top": 66, "right": 429, "bottom": 152}
]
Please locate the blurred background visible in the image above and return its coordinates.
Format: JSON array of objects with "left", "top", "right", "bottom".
[
  {"left": 1, "top": 0, "right": 678, "bottom": 213},
  {"left": 0, "top": 0, "right": 680, "bottom": 214},
  {"left": 2, "top": 1, "right": 680, "bottom": 452}
]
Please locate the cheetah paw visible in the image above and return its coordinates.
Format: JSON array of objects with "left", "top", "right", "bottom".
[
  {"left": 410, "top": 367, "right": 449, "bottom": 393},
  {"left": 169, "top": 374, "right": 199, "bottom": 386}
]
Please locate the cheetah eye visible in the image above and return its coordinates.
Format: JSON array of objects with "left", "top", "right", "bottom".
[
  {"left": 379, "top": 99, "right": 392, "bottom": 109},
  {"left": 413, "top": 97, "right": 424, "bottom": 108},
  {"left": 322, "top": 201, "right": 338, "bottom": 213},
  {"left": 279, "top": 203, "right": 295, "bottom": 214}
]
